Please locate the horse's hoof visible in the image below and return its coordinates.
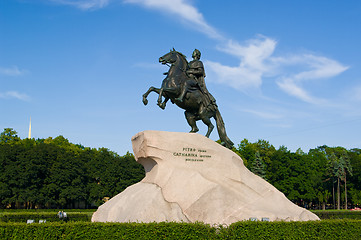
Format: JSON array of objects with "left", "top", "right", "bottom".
[
  {"left": 143, "top": 98, "right": 148, "bottom": 105},
  {"left": 157, "top": 102, "right": 165, "bottom": 109},
  {"left": 189, "top": 128, "right": 199, "bottom": 133}
]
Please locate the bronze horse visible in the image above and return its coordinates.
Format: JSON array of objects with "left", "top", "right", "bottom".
[{"left": 142, "top": 49, "right": 234, "bottom": 149}]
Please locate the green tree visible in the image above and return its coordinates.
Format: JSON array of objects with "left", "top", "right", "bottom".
[
  {"left": 340, "top": 155, "right": 352, "bottom": 209},
  {"left": 250, "top": 151, "right": 266, "bottom": 179},
  {"left": 266, "top": 145, "right": 322, "bottom": 207},
  {"left": 0, "top": 128, "right": 20, "bottom": 143},
  {"left": 308, "top": 147, "right": 330, "bottom": 209},
  {"left": 236, "top": 139, "right": 276, "bottom": 173},
  {"left": 348, "top": 148, "right": 361, "bottom": 208},
  {"left": 325, "top": 147, "right": 352, "bottom": 209},
  {"left": 317, "top": 190, "right": 331, "bottom": 210},
  {"left": 0, "top": 129, "right": 145, "bottom": 209}
]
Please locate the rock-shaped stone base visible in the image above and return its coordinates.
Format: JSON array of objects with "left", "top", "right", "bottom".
[{"left": 92, "top": 130, "right": 319, "bottom": 224}]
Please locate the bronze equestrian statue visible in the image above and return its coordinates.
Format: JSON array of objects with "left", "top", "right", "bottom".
[{"left": 142, "top": 48, "right": 234, "bottom": 149}]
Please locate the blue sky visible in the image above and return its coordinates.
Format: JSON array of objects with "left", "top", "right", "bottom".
[{"left": 1, "top": 0, "right": 360, "bottom": 154}]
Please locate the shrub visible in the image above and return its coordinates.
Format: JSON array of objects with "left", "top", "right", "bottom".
[
  {"left": 222, "top": 220, "right": 361, "bottom": 239},
  {"left": 0, "top": 212, "right": 91, "bottom": 223},
  {"left": 0, "top": 222, "right": 216, "bottom": 239},
  {"left": 1, "top": 220, "right": 361, "bottom": 239},
  {"left": 312, "top": 210, "right": 361, "bottom": 220}
]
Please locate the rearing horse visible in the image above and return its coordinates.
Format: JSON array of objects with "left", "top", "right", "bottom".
[{"left": 142, "top": 49, "right": 234, "bottom": 149}]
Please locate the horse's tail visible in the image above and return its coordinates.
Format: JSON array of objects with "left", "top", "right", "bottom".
[{"left": 215, "top": 109, "right": 234, "bottom": 149}]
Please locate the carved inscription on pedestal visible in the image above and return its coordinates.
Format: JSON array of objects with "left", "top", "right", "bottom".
[{"left": 173, "top": 147, "right": 212, "bottom": 162}]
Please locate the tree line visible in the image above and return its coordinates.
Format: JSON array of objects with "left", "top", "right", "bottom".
[
  {"left": 0, "top": 128, "right": 144, "bottom": 209},
  {"left": 0, "top": 128, "right": 360, "bottom": 210},
  {"left": 234, "top": 139, "right": 361, "bottom": 210}
]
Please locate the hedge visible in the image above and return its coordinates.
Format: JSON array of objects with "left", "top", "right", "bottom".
[
  {"left": 222, "top": 220, "right": 361, "bottom": 239},
  {"left": 0, "top": 222, "right": 216, "bottom": 239},
  {"left": 312, "top": 210, "right": 361, "bottom": 220},
  {"left": 2, "top": 209, "right": 360, "bottom": 223},
  {"left": 0, "top": 220, "right": 361, "bottom": 239},
  {"left": 0, "top": 212, "right": 91, "bottom": 223},
  {"left": 0, "top": 209, "right": 96, "bottom": 212}
]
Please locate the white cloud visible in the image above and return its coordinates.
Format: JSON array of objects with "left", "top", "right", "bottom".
[
  {"left": 51, "top": 0, "right": 110, "bottom": 10},
  {"left": 205, "top": 60, "right": 263, "bottom": 90},
  {"left": 206, "top": 35, "right": 348, "bottom": 104},
  {"left": 0, "top": 66, "right": 27, "bottom": 76},
  {"left": 294, "top": 56, "right": 348, "bottom": 80},
  {"left": 274, "top": 55, "right": 348, "bottom": 104},
  {"left": 276, "top": 78, "right": 326, "bottom": 104},
  {"left": 206, "top": 36, "right": 277, "bottom": 91},
  {"left": 272, "top": 54, "right": 349, "bottom": 81},
  {"left": 218, "top": 37, "right": 277, "bottom": 72},
  {"left": 0, "top": 91, "right": 30, "bottom": 101},
  {"left": 123, "top": 0, "right": 222, "bottom": 40}
]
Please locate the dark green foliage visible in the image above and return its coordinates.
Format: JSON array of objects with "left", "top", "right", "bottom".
[
  {"left": 0, "top": 128, "right": 20, "bottom": 143},
  {"left": 235, "top": 138, "right": 361, "bottom": 209},
  {"left": 223, "top": 220, "right": 361, "bottom": 240},
  {"left": 349, "top": 149, "right": 361, "bottom": 205},
  {"left": 0, "top": 222, "right": 216, "bottom": 239},
  {"left": 312, "top": 210, "right": 361, "bottom": 220},
  {"left": 0, "top": 209, "right": 95, "bottom": 212},
  {"left": 1, "top": 220, "right": 361, "bottom": 239},
  {"left": 249, "top": 151, "right": 266, "bottom": 179},
  {"left": 0, "top": 212, "right": 91, "bottom": 222},
  {"left": 0, "top": 128, "right": 145, "bottom": 209},
  {"left": 1, "top": 127, "right": 361, "bottom": 211},
  {"left": 237, "top": 139, "right": 276, "bottom": 168},
  {"left": 267, "top": 147, "right": 321, "bottom": 203}
]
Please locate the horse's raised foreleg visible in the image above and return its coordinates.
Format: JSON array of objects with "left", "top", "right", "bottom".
[
  {"left": 142, "top": 87, "right": 169, "bottom": 109},
  {"left": 142, "top": 86, "right": 161, "bottom": 105},
  {"left": 158, "top": 97, "right": 169, "bottom": 110},
  {"left": 157, "top": 88, "right": 164, "bottom": 106}
]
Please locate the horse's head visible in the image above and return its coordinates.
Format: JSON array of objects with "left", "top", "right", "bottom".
[
  {"left": 159, "top": 48, "right": 187, "bottom": 66},
  {"left": 159, "top": 48, "right": 178, "bottom": 65}
]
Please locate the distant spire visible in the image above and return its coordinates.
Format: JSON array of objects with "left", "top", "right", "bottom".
[{"left": 28, "top": 117, "right": 31, "bottom": 139}]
